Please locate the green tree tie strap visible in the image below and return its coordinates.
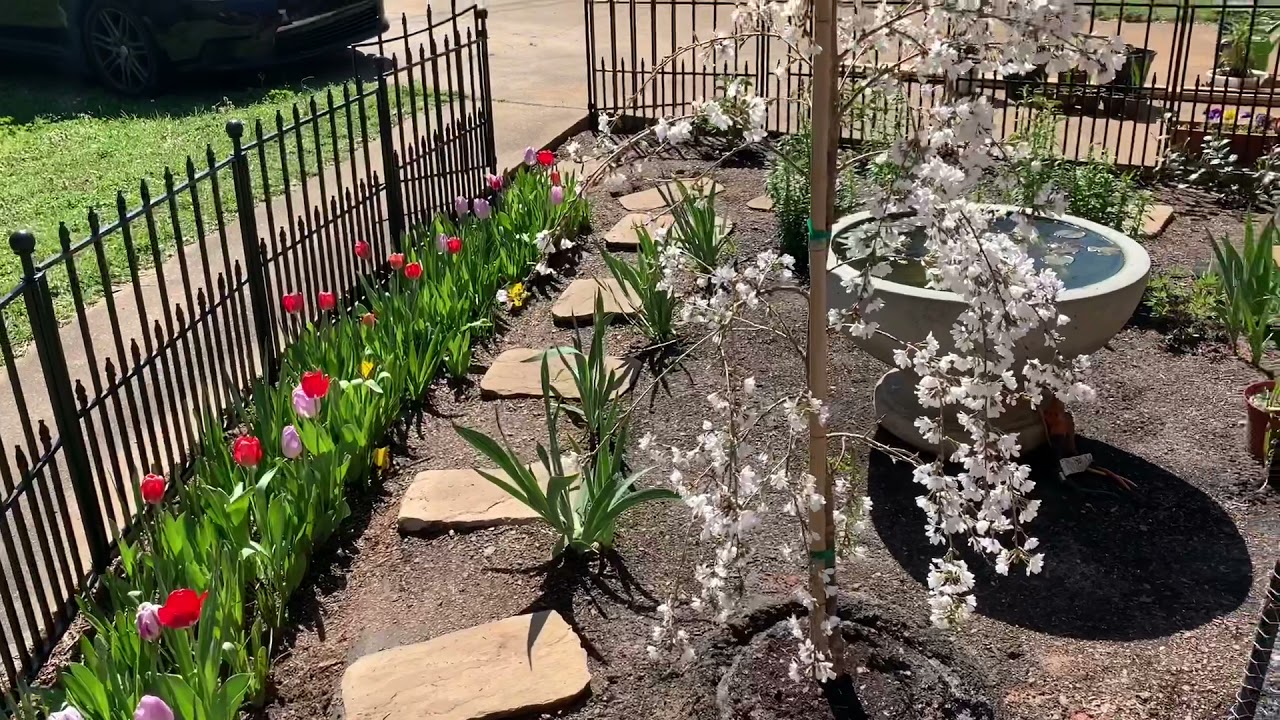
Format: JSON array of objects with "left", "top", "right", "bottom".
[
  {"left": 808, "top": 218, "right": 832, "bottom": 249},
  {"left": 809, "top": 548, "right": 835, "bottom": 567}
]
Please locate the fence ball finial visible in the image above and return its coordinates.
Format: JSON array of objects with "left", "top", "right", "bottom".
[
  {"left": 226, "top": 119, "right": 245, "bottom": 141},
  {"left": 9, "top": 229, "right": 36, "bottom": 256}
]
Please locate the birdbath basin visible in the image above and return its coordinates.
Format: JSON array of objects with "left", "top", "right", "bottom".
[{"left": 826, "top": 206, "right": 1150, "bottom": 452}]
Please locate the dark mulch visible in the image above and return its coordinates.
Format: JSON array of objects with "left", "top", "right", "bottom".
[{"left": 250, "top": 141, "right": 1280, "bottom": 720}]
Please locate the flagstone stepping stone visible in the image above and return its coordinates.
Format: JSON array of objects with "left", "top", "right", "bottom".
[
  {"left": 1142, "top": 204, "right": 1174, "bottom": 238},
  {"left": 480, "top": 347, "right": 629, "bottom": 400},
  {"left": 552, "top": 278, "right": 640, "bottom": 323},
  {"left": 747, "top": 194, "right": 774, "bottom": 211},
  {"left": 340, "top": 610, "right": 591, "bottom": 720},
  {"left": 618, "top": 177, "right": 724, "bottom": 211},
  {"left": 398, "top": 459, "right": 579, "bottom": 533},
  {"left": 603, "top": 212, "right": 734, "bottom": 249}
]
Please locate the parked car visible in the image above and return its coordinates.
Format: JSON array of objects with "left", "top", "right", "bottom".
[{"left": 0, "top": 0, "right": 390, "bottom": 95}]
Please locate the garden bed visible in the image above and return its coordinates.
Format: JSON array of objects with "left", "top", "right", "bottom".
[{"left": 255, "top": 141, "right": 1278, "bottom": 720}]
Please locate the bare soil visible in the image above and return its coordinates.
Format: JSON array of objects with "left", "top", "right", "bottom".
[{"left": 251, "top": 142, "right": 1280, "bottom": 720}]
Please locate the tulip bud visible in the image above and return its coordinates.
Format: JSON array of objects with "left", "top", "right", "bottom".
[
  {"left": 281, "top": 425, "right": 303, "bottom": 459},
  {"left": 292, "top": 385, "right": 320, "bottom": 419},
  {"left": 473, "top": 197, "right": 491, "bottom": 220},
  {"left": 134, "top": 695, "right": 175, "bottom": 720},
  {"left": 550, "top": 185, "right": 565, "bottom": 206},
  {"left": 523, "top": 146, "right": 537, "bottom": 166},
  {"left": 453, "top": 195, "right": 470, "bottom": 219},
  {"left": 136, "top": 602, "right": 161, "bottom": 641}
]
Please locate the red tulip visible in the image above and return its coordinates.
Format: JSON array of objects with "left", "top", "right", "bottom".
[
  {"left": 537, "top": 149, "right": 554, "bottom": 167},
  {"left": 232, "top": 435, "right": 263, "bottom": 468},
  {"left": 281, "top": 292, "right": 303, "bottom": 314},
  {"left": 157, "top": 589, "right": 208, "bottom": 629},
  {"left": 140, "top": 474, "right": 166, "bottom": 505},
  {"left": 404, "top": 262, "right": 423, "bottom": 280},
  {"left": 354, "top": 240, "right": 372, "bottom": 259},
  {"left": 487, "top": 174, "right": 503, "bottom": 191},
  {"left": 388, "top": 253, "right": 405, "bottom": 270},
  {"left": 361, "top": 312, "right": 377, "bottom": 327},
  {"left": 446, "top": 236, "right": 462, "bottom": 254},
  {"left": 317, "top": 291, "right": 336, "bottom": 312},
  {"left": 550, "top": 171, "right": 561, "bottom": 186},
  {"left": 300, "top": 370, "right": 331, "bottom": 399}
]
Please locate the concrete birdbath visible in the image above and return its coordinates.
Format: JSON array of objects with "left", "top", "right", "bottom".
[{"left": 826, "top": 206, "right": 1150, "bottom": 452}]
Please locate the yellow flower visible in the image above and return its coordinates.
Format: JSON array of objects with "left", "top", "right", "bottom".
[
  {"left": 508, "top": 282, "right": 528, "bottom": 309},
  {"left": 360, "top": 359, "right": 375, "bottom": 379},
  {"left": 373, "top": 447, "right": 390, "bottom": 470},
  {"left": 1225, "top": 108, "right": 1237, "bottom": 123}
]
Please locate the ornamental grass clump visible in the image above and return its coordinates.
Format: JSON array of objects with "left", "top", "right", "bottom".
[
  {"left": 603, "top": 224, "right": 680, "bottom": 345},
  {"left": 454, "top": 298, "right": 677, "bottom": 555},
  {"left": 33, "top": 158, "right": 590, "bottom": 719}
]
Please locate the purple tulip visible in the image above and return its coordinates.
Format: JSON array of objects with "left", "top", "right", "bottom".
[
  {"left": 136, "top": 602, "right": 161, "bottom": 641},
  {"left": 473, "top": 197, "right": 491, "bottom": 220},
  {"left": 436, "top": 233, "right": 449, "bottom": 253},
  {"left": 1257, "top": 113, "right": 1271, "bottom": 128},
  {"left": 453, "top": 195, "right": 470, "bottom": 219},
  {"left": 523, "top": 146, "right": 538, "bottom": 166},
  {"left": 292, "top": 385, "right": 320, "bottom": 419},
  {"left": 281, "top": 425, "right": 303, "bottom": 459},
  {"left": 49, "top": 707, "right": 84, "bottom": 720},
  {"left": 550, "top": 185, "right": 565, "bottom": 206},
  {"left": 1207, "top": 107, "right": 1223, "bottom": 122},
  {"left": 134, "top": 696, "right": 174, "bottom": 720}
]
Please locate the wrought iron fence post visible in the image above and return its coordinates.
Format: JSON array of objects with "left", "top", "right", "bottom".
[
  {"left": 375, "top": 70, "right": 407, "bottom": 250},
  {"left": 9, "top": 230, "right": 110, "bottom": 575},
  {"left": 477, "top": 6, "right": 498, "bottom": 173},
  {"left": 225, "top": 120, "right": 278, "bottom": 385}
]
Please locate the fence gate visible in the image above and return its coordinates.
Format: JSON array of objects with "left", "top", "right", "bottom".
[
  {"left": 584, "top": 0, "right": 1280, "bottom": 169},
  {"left": 0, "top": 1, "right": 493, "bottom": 690}
]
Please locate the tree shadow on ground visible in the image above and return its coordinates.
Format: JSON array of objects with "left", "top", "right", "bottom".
[{"left": 867, "top": 433, "right": 1253, "bottom": 641}]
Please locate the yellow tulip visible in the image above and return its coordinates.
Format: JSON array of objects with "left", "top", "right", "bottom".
[
  {"left": 361, "top": 359, "right": 375, "bottom": 379},
  {"left": 373, "top": 447, "right": 390, "bottom": 470}
]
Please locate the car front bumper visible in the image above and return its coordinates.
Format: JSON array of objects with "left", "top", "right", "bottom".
[{"left": 158, "top": 0, "right": 388, "bottom": 70}]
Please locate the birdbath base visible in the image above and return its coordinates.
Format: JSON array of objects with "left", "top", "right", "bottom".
[{"left": 874, "top": 370, "right": 1048, "bottom": 454}]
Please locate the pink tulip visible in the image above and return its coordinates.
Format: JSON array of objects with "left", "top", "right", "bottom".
[
  {"left": 49, "top": 708, "right": 84, "bottom": 720},
  {"left": 281, "top": 425, "right": 303, "bottom": 459},
  {"left": 134, "top": 695, "right": 174, "bottom": 720},
  {"left": 550, "top": 185, "right": 565, "bottom": 206},
  {"left": 293, "top": 385, "right": 320, "bottom": 419},
  {"left": 136, "top": 602, "right": 161, "bottom": 641}
]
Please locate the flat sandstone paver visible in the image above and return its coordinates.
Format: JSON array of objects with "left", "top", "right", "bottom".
[
  {"left": 341, "top": 611, "right": 591, "bottom": 720},
  {"left": 604, "top": 213, "right": 734, "bottom": 249},
  {"left": 552, "top": 278, "right": 640, "bottom": 323},
  {"left": 398, "top": 460, "right": 577, "bottom": 533},
  {"left": 618, "top": 177, "right": 724, "bottom": 211},
  {"left": 747, "top": 194, "right": 774, "bottom": 211},
  {"left": 1142, "top": 204, "right": 1174, "bottom": 238},
  {"left": 480, "top": 347, "right": 629, "bottom": 399}
]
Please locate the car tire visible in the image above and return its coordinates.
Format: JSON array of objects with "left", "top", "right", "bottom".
[{"left": 81, "top": 0, "right": 164, "bottom": 95}]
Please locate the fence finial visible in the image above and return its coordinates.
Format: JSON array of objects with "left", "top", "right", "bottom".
[
  {"left": 9, "top": 230, "right": 37, "bottom": 278},
  {"left": 225, "top": 119, "right": 245, "bottom": 142}
]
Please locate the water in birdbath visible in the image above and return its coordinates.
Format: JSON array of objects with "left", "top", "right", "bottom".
[{"left": 844, "top": 215, "right": 1127, "bottom": 291}]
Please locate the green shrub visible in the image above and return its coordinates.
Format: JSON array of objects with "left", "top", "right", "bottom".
[
  {"left": 1141, "top": 270, "right": 1224, "bottom": 348},
  {"left": 665, "top": 181, "right": 732, "bottom": 273},
  {"left": 766, "top": 132, "right": 812, "bottom": 275}
]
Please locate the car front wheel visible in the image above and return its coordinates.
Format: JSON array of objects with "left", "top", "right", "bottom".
[{"left": 82, "top": 1, "right": 162, "bottom": 95}]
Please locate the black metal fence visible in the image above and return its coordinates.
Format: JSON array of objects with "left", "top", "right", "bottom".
[
  {"left": 583, "top": 0, "right": 1280, "bottom": 169},
  {"left": 0, "top": 1, "right": 493, "bottom": 689}
]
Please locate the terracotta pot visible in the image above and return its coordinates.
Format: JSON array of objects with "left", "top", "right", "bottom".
[
  {"left": 1169, "top": 123, "right": 1280, "bottom": 165},
  {"left": 1245, "top": 379, "right": 1280, "bottom": 460}
]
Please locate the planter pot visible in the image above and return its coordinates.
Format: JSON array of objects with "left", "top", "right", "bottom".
[
  {"left": 1169, "top": 122, "right": 1279, "bottom": 164},
  {"left": 1107, "top": 47, "right": 1157, "bottom": 92},
  {"left": 1103, "top": 94, "right": 1147, "bottom": 120},
  {"left": 1210, "top": 69, "right": 1268, "bottom": 89},
  {"left": 1245, "top": 380, "right": 1280, "bottom": 460},
  {"left": 1055, "top": 69, "right": 1097, "bottom": 112},
  {"left": 1006, "top": 66, "right": 1047, "bottom": 102}
]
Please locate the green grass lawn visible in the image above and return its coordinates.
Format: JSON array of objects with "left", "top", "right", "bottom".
[{"left": 0, "top": 69, "right": 433, "bottom": 351}]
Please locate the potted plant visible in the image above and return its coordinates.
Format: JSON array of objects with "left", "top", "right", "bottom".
[
  {"left": 1103, "top": 46, "right": 1157, "bottom": 119},
  {"left": 1169, "top": 107, "right": 1280, "bottom": 164},
  {"left": 1211, "top": 11, "right": 1280, "bottom": 89},
  {"left": 1246, "top": 379, "right": 1280, "bottom": 460},
  {"left": 1054, "top": 67, "right": 1096, "bottom": 112}
]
